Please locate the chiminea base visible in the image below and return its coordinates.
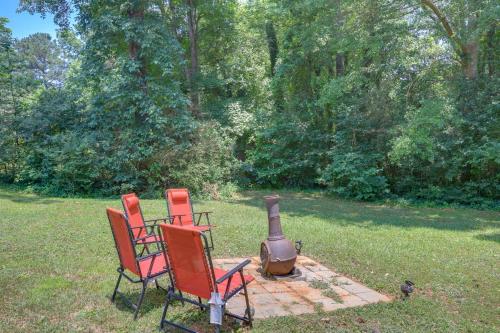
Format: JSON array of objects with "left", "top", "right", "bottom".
[{"left": 258, "top": 267, "right": 305, "bottom": 282}]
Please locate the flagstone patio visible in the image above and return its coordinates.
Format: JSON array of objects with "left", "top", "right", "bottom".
[{"left": 213, "top": 255, "right": 391, "bottom": 319}]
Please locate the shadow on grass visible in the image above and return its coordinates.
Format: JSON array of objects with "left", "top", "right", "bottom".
[
  {"left": 229, "top": 191, "right": 500, "bottom": 233},
  {"left": 112, "top": 287, "right": 166, "bottom": 317},
  {"left": 474, "top": 233, "right": 500, "bottom": 243},
  {"left": 113, "top": 289, "right": 245, "bottom": 332},
  {"left": 0, "top": 192, "right": 62, "bottom": 204},
  {"left": 159, "top": 304, "right": 246, "bottom": 333}
]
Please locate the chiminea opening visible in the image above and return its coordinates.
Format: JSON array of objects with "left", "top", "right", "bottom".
[{"left": 260, "top": 195, "right": 302, "bottom": 279}]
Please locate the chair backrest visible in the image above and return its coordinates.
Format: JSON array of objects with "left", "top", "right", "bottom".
[
  {"left": 121, "top": 193, "right": 146, "bottom": 239},
  {"left": 106, "top": 208, "right": 140, "bottom": 276},
  {"left": 165, "top": 188, "right": 194, "bottom": 226},
  {"left": 159, "top": 224, "right": 215, "bottom": 299}
]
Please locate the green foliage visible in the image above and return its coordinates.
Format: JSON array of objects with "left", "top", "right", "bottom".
[
  {"left": 0, "top": 1, "right": 498, "bottom": 205},
  {"left": 249, "top": 118, "right": 328, "bottom": 187},
  {"left": 245, "top": 0, "right": 498, "bottom": 206},
  {"left": 163, "top": 122, "right": 239, "bottom": 199},
  {"left": 320, "top": 152, "right": 388, "bottom": 200}
]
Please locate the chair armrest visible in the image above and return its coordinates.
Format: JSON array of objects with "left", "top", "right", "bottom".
[
  {"left": 169, "top": 214, "right": 186, "bottom": 225},
  {"left": 130, "top": 226, "right": 162, "bottom": 243},
  {"left": 130, "top": 225, "right": 156, "bottom": 237},
  {"left": 144, "top": 217, "right": 169, "bottom": 224},
  {"left": 194, "top": 211, "right": 212, "bottom": 226},
  {"left": 215, "top": 259, "right": 251, "bottom": 284}
]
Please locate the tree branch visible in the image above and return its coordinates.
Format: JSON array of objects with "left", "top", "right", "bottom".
[{"left": 421, "top": 0, "right": 466, "bottom": 58}]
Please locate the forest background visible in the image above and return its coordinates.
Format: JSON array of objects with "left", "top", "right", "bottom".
[{"left": 0, "top": 0, "right": 498, "bottom": 208}]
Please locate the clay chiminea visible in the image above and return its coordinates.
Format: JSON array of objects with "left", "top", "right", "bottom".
[{"left": 260, "top": 195, "right": 298, "bottom": 275}]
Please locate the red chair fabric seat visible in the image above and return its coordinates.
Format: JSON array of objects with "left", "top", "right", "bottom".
[
  {"left": 214, "top": 268, "right": 254, "bottom": 299},
  {"left": 139, "top": 254, "right": 168, "bottom": 277}
]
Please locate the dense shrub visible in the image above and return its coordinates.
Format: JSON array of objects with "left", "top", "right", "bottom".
[
  {"left": 163, "top": 122, "right": 240, "bottom": 199},
  {"left": 320, "top": 152, "right": 389, "bottom": 200}
]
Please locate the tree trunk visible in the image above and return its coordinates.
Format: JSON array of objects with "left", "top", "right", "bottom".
[
  {"left": 186, "top": 0, "right": 200, "bottom": 117},
  {"left": 463, "top": 41, "right": 478, "bottom": 80},
  {"left": 127, "top": 3, "right": 148, "bottom": 126},
  {"left": 421, "top": 0, "right": 479, "bottom": 80},
  {"left": 6, "top": 45, "right": 19, "bottom": 176},
  {"left": 334, "top": 0, "right": 345, "bottom": 77},
  {"left": 128, "top": 3, "right": 147, "bottom": 93},
  {"left": 265, "top": 21, "right": 278, "bottom": 77},
  {"left": 336, "top": 53, "right": 345, "bottom": 77},
  {"left": 486, "top": 25, "right": 495, "bottom": 77}
]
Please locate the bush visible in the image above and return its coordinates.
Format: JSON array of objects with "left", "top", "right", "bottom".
[
  {"left": 163, "top": 122, "right": 239, "bottom": 199},
  {"left": 248, "top": 119, "right": 329, "bottom": 188},
  {"left": 320, "top": 152, "right": 389, "bottom": 200}
]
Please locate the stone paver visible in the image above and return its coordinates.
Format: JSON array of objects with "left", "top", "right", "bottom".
[
  {"left": 287, "top": 302, "right": 315, "bottom": 315},
  {"left": 261, "top": 282, "right": 291, "bottom": 293},
  {"left": 254, "top": 304, "right": 291, "bottom": 318},
  {"left": 315, "top": 270, "right": 339, "bottom": 280},
  {"left": 329, "top": 285, "right": 350, "bottom": 297},
  {"left": 314, "top": 298, "right": 346, "bottom": 311},
  {"left": 358, "top": 291, "right": 392, "bottom": 303},
  {"left": 213, "top": 255, "right": 391, "bottom": 319},
  {"left": 339, "top": 281, "right": 373, "bottom": 294},
  {"left": 341, "top": 294, "right": 368, "bottom": 307}
]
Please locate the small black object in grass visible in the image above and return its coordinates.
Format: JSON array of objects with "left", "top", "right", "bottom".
[
  {"left": 295, "top": 240, "right": 303, "bottom": 255},
  {"left": 401, "top": 280, "right": 414, "bottom": 297}
]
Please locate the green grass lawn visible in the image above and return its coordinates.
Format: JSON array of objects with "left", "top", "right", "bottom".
[{"left": 0, "top": 187, "right": 498, "bottom": 332}]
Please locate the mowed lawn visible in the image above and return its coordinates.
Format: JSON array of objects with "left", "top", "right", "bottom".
[{"left": 0, "top": 187, "right": 498, "bottom": 333}]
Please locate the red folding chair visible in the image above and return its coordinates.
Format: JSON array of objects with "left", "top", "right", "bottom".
[
  {"left": 158, "top": 224, "right": 254, "bottom": 332},
  {"left": 165, "top": 188, "right": 215, "bottom": 249},
  {"left": 122, "top": 193, "right": 170, "bottom": 253},
  {"left": 106, "top": 208, "right": 169, "bottom": 319}
]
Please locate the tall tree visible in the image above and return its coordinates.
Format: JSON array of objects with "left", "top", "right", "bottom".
[
  {"left": 420, "top": 0, "right": 497, "bottom": 80},
  {"left": 14, "top": 33, "right": 65, "bottom": 87},
  {"left": 186, "top": 0, "right": 200, "bottom": 116},
  {"left": 0, "top": 18, "right": 18, "bottom": 179},
  {"left": 265, "top": 20, "right": 278, "bottom": 76}
]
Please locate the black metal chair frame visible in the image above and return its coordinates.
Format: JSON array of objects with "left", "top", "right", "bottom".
[
  {"left": 165, "top": 189, "right": 215, "bottom": 250},
  {"left": 158, "top": 230, "right": 253, "bottom": 333},
  {"left": 108, "top": 218, "right": 170, "bottom": 320}
]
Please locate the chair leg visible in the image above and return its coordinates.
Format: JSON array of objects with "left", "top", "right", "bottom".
[
  {"left": 213, "top": 304, "right": 225, "bottom": 332},
  {"left": 155, "top": 279, "right": 160, "bottom": 290},
  {"left": 242, "top": 281, "right": 253, "bottom": 327},
  {"left": 133, "top": 280, "right": 148, "bottom": 320},
  {"left": 197, "top": 297, "right": 203, "bottom": 311},
  {"left": 179, "top": 290, "right": 185, "bottom": 306},
  {"left": 160, "top": 288, "right": 173, "bottom": 330},
  {"left": 111, "top": 272, "right": 122, "bottom": 303}
]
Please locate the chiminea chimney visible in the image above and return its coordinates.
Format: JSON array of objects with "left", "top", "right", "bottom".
[{"left": 260, "top": 195, "right": 297, "bottom": 275}]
